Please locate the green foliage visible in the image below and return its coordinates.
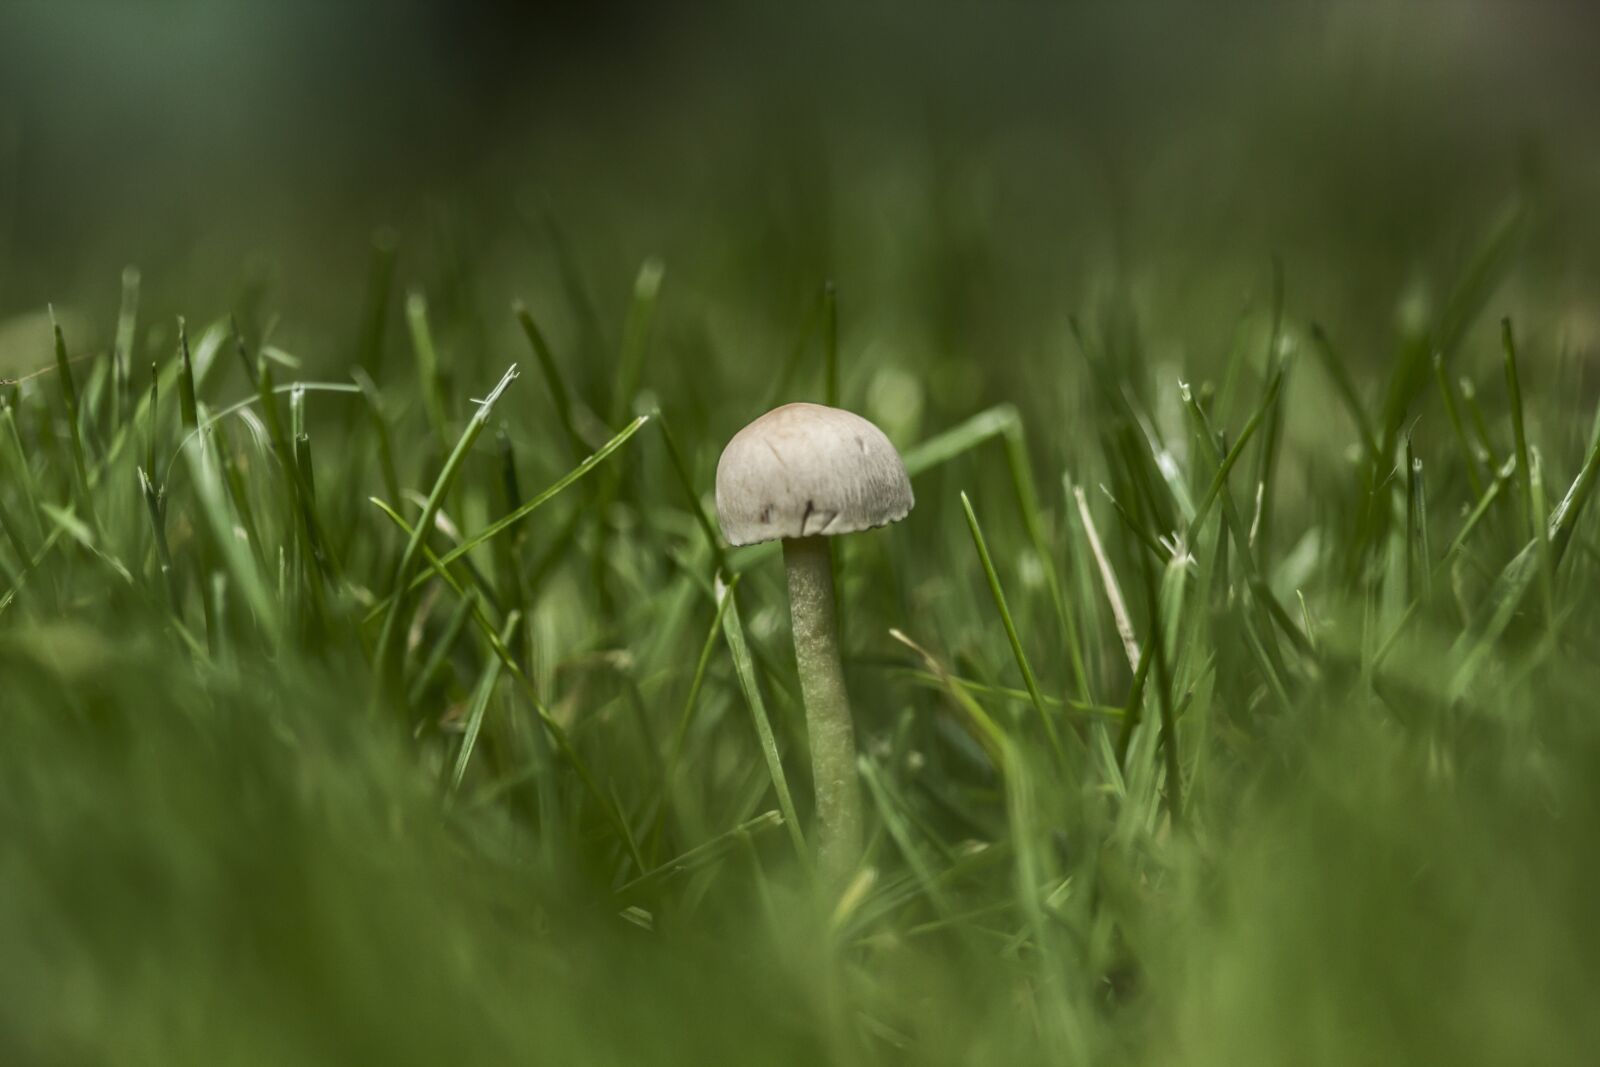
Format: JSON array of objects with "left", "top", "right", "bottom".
[{"left": 5, "top": 31, "right": 1600, "bottom": 1057}]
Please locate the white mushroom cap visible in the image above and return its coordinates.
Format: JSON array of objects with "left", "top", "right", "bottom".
[{"left": 715, "top": 402, "right": 915, "bottom": 547}]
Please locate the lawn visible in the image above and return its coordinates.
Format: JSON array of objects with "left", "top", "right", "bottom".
[{"left": 3, "top": 5, "right": 1600, "bottom": 1065}]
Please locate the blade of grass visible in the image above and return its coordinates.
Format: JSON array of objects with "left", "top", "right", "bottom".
[
  {"left": 181, "top": 416, "right": 278, "bottom": 632},
  {"left": 886, "top": 666, "right": 1122, "bottom": 718},
  {"left": 1450, "top": 402, "right": 1600, "bottom": 694},
  {"left": 612, "top": 258, "right": 664, "bottom": 427},
  {"left": 592, "top": 260, "right": 663, "bottom": 618},
  {"left": 1432, "top": 352, "right": 1486, "bottom": 498},
  {"left": 515, "top": 300, "right": 586, "bottom": 460},
  {"left": 527, "top": 198, "right": 609, "bottom": 399},
  {"left": 1178, "top": 382, "right": 1302, "bottom": 670},
  {"left": 647, "top": 575, "right": 738, "bottom": 861},
  {"left": 406, "top": 588, "right": 479, "bottom": 709},
  {"left": 1249, "top": 261, "right": 1288, "bottom": 554},
  {"left": 1135, "top": 526, "right": 1183, "bottom": 824},
  {"left": 902, "top": 404, "right": 1015, "bottom": 477},
  {"left": 888, "top": 628, "right": 1009, "bottom": 769},
  {"left": 215, "top": 422, "right": 268, "bottom": 572},
  {"left": 655, "top": 410, "right": 726, "bottom": 576},
  {"left": 491, "top": 430, "right": 529, "bottom": 629},
  {"left": 1372, "top": 458, "right": 1512, "bottom": 671},
  {"left": 176, "top": 316, "right": 199, "bottom": 430},
  {"left": 361, "top": 414, "right": 649, "bottom": 626},
  {"left": 290, "top": 387, "right": 340, "bottom": 583},
  {"left": 398, "top": 415, "right": 649, "bottom": 601},
  {"left": 666, "top": 577, "right": 735, "bottom": 782},
  {"left": 1002, "top": 415, "right": 1092, "bottom": 705},
  {"left": 1, "top": 400, "right": 45, "bottom": 541},
  {"left": 1415, "top": 453, "right": 1433, "bottom": 603},
  {"left": 1529, "top": 448, "right": 1555, "bottom": 638},
  {"left": 858, "top": 754, "right": 957, "bottom": 919},
  {"left": 1073, "top": 483, "right": 1140, "bottom": 672},
  {"left": 449, "top": 612, "right": 522, "bottom": 796},
  {"left": 372, "top": 497, "right": 643, "bottom": 870},
  {"left": 1308, "top": 323, "right": 1381, "bottom": 467},
  {"left": 613, "top": 810, "right": 785, "bottom": 905},
  {"left": 1185, "top": 369, "right": 1283, "bottom": 537},
  {"left": 355, "top": 227, "right": 399, "bottom": 379},
  {"left": 1459, "top": 375, "right": 1503, "bottom": 476},
  {"left": 112, "top": 266, "right": 140, "bottom": 429},
  {"left": 1503, "top": 317, "right": 1534, "bottom": 541},
  {"left": 352, "top": 367, "right": 401, "bottom": 509},
  {"left": 373, "top": 364, "right": 519, "bottom": 709},
  {"left": 40, "top": 503, "right": 131, "bottom": 585},
  {"left": 1404, "top": 435, "right": 1419, "bottom": 601},
  {"left": 50, "top": 307, "right": 99, "bottom": 537},
  {"left": 1113, "top": 615, "right": 1156, "bottom": 763},
  {"left": 961, "top": 491, "right": 1064, "bottom": 765},
  {"left": 715, "top": 574, "right": 809, "bottom": 867},
  {"left": 405, "top": 291, "right": 451, "bottom": 451}
]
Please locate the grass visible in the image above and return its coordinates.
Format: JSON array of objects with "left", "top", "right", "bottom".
[{"left": 5, "top": 84, "right": 1600, "bottom": 1067}]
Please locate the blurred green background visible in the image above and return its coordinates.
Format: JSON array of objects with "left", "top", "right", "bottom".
[
  {"left": 5, "top": 3, "right": 1600, "bottom": 1065},
  {"left": 6, "top": 2, "right": 1600, "bottom": 383}
]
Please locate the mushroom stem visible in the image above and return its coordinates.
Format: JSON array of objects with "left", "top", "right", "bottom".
[{"left": 783, "top": 534, "right": 862, "bottom": 886}]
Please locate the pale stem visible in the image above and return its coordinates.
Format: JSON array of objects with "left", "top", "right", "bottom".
[{"left": 783, "top": 534, "right": 862, "bottom": 887}]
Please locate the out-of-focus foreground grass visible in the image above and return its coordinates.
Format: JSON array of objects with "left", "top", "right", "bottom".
[{"left": 3, "top": 4, "right": 1600, "bottom": 1064}]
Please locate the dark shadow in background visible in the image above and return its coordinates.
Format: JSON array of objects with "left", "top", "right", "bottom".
[{"left": 2, "top": 2, "right": 1599, "bottom": 335}]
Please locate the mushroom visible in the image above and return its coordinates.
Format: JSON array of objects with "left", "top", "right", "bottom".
[{"left": 715, "top": 402, "right": 915, "bottom": 885}]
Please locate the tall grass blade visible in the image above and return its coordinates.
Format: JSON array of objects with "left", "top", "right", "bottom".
[{"left": 715, "top": 574, "right": 809, "bottom": 866}]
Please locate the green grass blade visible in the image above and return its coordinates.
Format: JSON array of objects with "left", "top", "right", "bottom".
[
  {"left": 1502, "top": 317, "right": 1534, "bottom": 541},
  {"left": 666, "top": 577, "right": 735, "bottom": 780},
  {"left": 1450, "top": 404, "right": 1600, "bottom": 694},
  {"left": 961, "top": 491, "right": 1064, "bottom": 765},
  {"left": 40, "top": 503, "right": 130, "bottom": 585},
  {"left": 1002, "top": 417, "right": 1091, "bottom": 705},
  {"left": 404, "top": 414, "right": 649, "bottom": 596},
  {"left": 1185, "top": 369, "right": 1283, "bottom": 537},
  {"left": 1308, "top": 323, "right": 1380, "bottom": 467},
  {"left": 176, "top": 317, "right": 199, "bottom": 431},
  {"left": 449, "top": 612, "right": 521, "bottom": 796},
  {"left": 715, "top": 575, "right": 809, "bottom": 867},
  {"left": 1530, "top": 448, "right": 1555, "bottom": 637},
  {"left": 355, "top": 228, "right": 399, "bottom": 379},
  {"left": 902, "top": 404, "right": 1015, "bottom": 477},
  {"left": 373, "top": 365, "right": 519, "bottom": 706},
  {"left": 406, "top": 588, "right": 479, "bottom": 709},
  {"left": 614, "top": 810, "right": 785, "bottom": 905},
  {"left": 888, "top": 628, "right": 1009, "bottom": 768},
  {"left": 612, "top": 258, "right": 663, "bottom": 426},
  {"left": 181, "top": 418, "right": 279, "bottom": 633},
  {"left": 371, "top": 497, "right": 641, "bottom": 869},
  {"left": 858, "top": 754, "right": 957, "bottom": 919},
  {"left": 887, "top": 667, "right": 1122, "bottom": 718},
  {"left": 112, "top": 266, "right": 140, "bottom": 429},
  {"left": 405, "top": 291, "right": 451, "bottom": 451},
  {"left": 655, "top": 410, "right": 726, "bottom": 576},
  {"left": 515, "top": 300, "right": 587, "bottom": 460},
  {"left": 1433, "top": 352, "right": 1487, "bottom": 498},
  {"left": 352, "top": 367, "right": 401, "bottom": 509},
  {"left": 50, "top": 307, "right": 99, "bottom": 536},
  {"left": 1, "top": 400, "right": 45, "bottom": 542}
]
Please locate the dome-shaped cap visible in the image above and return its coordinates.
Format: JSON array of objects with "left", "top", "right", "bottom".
[{"left": 715, "top": 403, "right": 914, "bottom": 547}]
